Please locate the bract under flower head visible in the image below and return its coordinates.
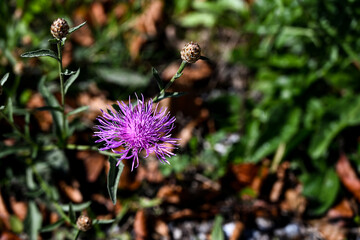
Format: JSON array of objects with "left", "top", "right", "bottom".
[{"left": 94, "top": 95, "right": 178, "bottom": 171}]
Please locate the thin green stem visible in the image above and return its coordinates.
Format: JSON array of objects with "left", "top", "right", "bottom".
[
  {"left": 57, "top": 42, "right": 67, "bottom": 143},
  {"left": 153, "top": 61, "right": 187, "bottom": 103}
]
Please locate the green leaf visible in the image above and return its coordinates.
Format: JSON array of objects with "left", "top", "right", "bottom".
[
  {"left": 24, "top": 201, "right": 42, "bottom": 240},
  {"left": 63, "top": 69, "right": 77, "bottom": 76},
  {"left": 152, "top": 67, "right": 164, "bottom": 90},
  {"left": 1, "top": 72, "right": 9, "bottom": 86},
  {"left": 40, "top": 219, "right": 65, "bottom": 232},
  {"left": 211, "top": 215, "right": 224, "bottom": 240},
  {"left": 156, "top": 92, "right": 187, "bottom": 102},
  {"left": 92, "top": 219, "right": 116, "bottom": 225},
  {"left": 60, "top": 201, "right": 91, "bottom": 212},
  {"left": 107, "top": 157, "right": 124, "bottom": 205},
  {"left": 97, "top": 67, "right": 149, "bottom": 88},
  {"left": 0, "top": 146, "right": 30, "bottom": 158},
  {"left": 48, "top": 38, "right": 60, "bottom": 44},
  {"left": 67, "top": 106, "right": 89, "bottom": 117},
  {"left": 21, "top": 49, "right": 59, "bottom": 62},
  {"left": 249, "top": 108, "right": 301, "bottom": 162},
  {"left": 69, "top": 203, "right": 76, "bottom": 224},
  {"left": 69, "top": 21, "right": 87, "bottom": 34},
  {"left": 64, "top": 68, "right": 80, "bottom": 94},
  {"left": 7, "top": 97, "right": 13, "bottom": 122},
  {"left": 10, "top": 215, "right": 23, "bottom": 233},
  {"left": 301, "top": 168, "right": 340, "bottom": 215},
  {"left": 38, "top": 77, "right": 63, "bottom": 136}
]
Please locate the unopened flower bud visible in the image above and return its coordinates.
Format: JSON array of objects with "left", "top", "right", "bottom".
[
  {"left": 50, "top": 18, "right": 69, "bottom": 39},
  {"left": 76, "top": 215, "right": 92, "bottom": 231},
  {"left": 180, "top": 41, "right": 201, "bottom": 63}
]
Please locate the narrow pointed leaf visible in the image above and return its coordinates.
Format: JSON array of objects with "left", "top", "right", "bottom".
[
  {"left": 40, "top": 219, "right": 65, "bottom": 232},
  {"left": 93, "top": 219, "right": 116, "bottom": 225},
  {"left": 24, "top": 201, "right": 42, "bottom": 240},
  {"left": 7, "top": 97, "right": 13, "bottom": 122},
  {"left": 38, "top": 77, "right": 63, "bottom": 136},
  {"left": 67, "top": 106, "right": 89, "bottom": 117},
  {"left": 107, "top": 157, "right": 124, "bottom": 205},
  {"left": 152, "top": 67, "right": 164, "bottom": 90},
  {"left": 69, "top": 21, "right": 87, "bottom": 34},
  {"left": 156, "top": 92, "right": 187, "bottom": 102},
  {"left": 60, "top": 201, "right": 91, "bottom": 212},
  {"left": 1, "top": 73, "right": 9, "bottom": 86},
  {"left": 21, "top": 49, "right": 59, "bottom": 62},
  {"left": 64, "top": 68, "right": 80, "bottom": 94},
  {"left": 33, "top": 106, "right": 62, "bottom": 112},
  {"left": 211, "top": 215, "right": 224, "bottom": 240}
]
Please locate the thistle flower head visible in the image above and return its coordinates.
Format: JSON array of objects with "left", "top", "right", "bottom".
[
  {"left": 180, "top": 41, "right": 201, "bottom": 63},
  {"left": 50, "top": 18, "right": 69, "bottom": 39},
  {"left": 94, "top": 95, "right": 178, "bottom": 171}
]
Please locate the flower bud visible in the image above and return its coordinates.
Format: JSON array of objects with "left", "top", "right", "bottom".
[
  {"left": 76, "top": 215, "right": 92, "bottom": 231},
  {"left": 180, "top": 41, "right": 201, "bottom": 63},
  {"left": 50, "top": 18, "right": 69, "bottom": 39}
]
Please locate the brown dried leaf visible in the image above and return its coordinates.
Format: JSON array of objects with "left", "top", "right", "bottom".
[
  {"left": 0, "top": 190, "right": 10, "bottom": 230},
  {"left": 92, "top": 193, "right": 115, "bottom": 212},
  {"left": 155, "top": 219, "right": 169, "bottom": 238},
  {"left": 230, "top": 221, "right": 245, "bottom": 240},
  {"left": 230, "top": 163, "right": 259, "bottom": 186},
  {"left": 26, "top": 92, "right": 52, "bottom": 131},
  {"left": 90, "top": 2, "right": 107, "bottom": 26},
  {"left": 0, "top": 231, "right": 22, "bottom": 240},
  {"left": 76, "top": 150, "right": 106, "bottom": 182},
  {"left": 58, "top": 180, "right": 83, "bottom": 203},
  {"left": 72, "top": 7, "right": 95, "bottom": 46},
  {"left": 336, "top": 154, "right": 360, "bottom": 202},
  {"left": 310, "top": 219, "right": 347, "bottom": 240},
  {"left": 280, "top": 185, "right": 306, "bottom": 216},
  {"left": 128, "top": 0, "right": 164, "bottom": 59},
  {"left": 62, "top": 41, "right": 72, "bottom": 68},
  {"left": 134, "top": 209, "right": 148, "bottom": 240},
  {"left": 327, "top": 198, "right": 354, "bottom": 219},
  {"left": 156, "top": 185, "right": 182, "bottom": 204},
  {"left": 9, "top": 196, "right": 27, "bottom": 221}
]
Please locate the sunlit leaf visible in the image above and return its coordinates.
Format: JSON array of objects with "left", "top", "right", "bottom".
[
  {"left": 107, "top": 157, "right": 124, "bottom": 205},
  {"left": 1, "top": 72, "right": 9, "bottom": 86},
  {"left": 69, "top": 21, "right": 87, "bottom": 34},
  {"left": 211, "top": 215, "right": 224, "bottom": 240},
  {"left": 24, "top": 201, "right": 42, "bottom": 240},
  {"left": 66, "top": 106, "right": 89, "bottom": 116},
  {"left": 21, "top": 49, "right": 59, "bottom": 62},
  {"left": 64, "top": 68, "right": 80, "bottom": 94},
  {"left": 60, "top": 201, "right": 91, "bottom": 212}
]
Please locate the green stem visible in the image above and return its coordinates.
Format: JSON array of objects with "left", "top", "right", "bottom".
[
  {"left": 41, "top": 144, "right": 123, "bottom": 157},
  {"left": 153, "top": 61, "right": 187, "bottom": 103},
  {"left": 74, "top": 229, "right": 81, "bottom": 240},
  {"left": 57, "top": 42, "right": 67, "bottom": 144}
]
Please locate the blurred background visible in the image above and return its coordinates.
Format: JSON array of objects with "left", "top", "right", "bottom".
[{"left": 2, "top": 0, "right": 360, "bottom": 239}]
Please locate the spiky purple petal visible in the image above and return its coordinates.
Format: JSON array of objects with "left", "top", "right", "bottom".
[{"left": 94, "top": 95, "right": 178, "bottom": 171}]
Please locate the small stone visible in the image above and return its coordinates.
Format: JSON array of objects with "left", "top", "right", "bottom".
[
  {"left": 255, "top": 217, "right": 273, "bottom": 231},
  {"left": 223, "top": 222, "right": 235, "bottom": 238}
]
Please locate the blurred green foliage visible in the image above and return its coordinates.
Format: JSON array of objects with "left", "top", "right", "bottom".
[{"left": 2, "top": 1, "right": 360, "bottom": 239}]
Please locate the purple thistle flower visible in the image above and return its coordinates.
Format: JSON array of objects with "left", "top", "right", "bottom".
[{"left": 94, "top": 95, "right": 178, "bottom": 171}]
